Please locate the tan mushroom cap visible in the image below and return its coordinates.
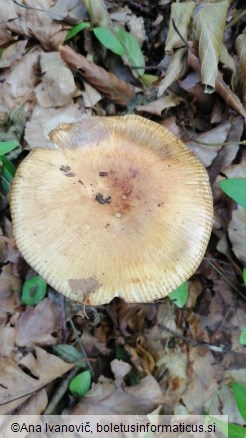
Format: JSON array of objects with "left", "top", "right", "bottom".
[{"left": 10, "top": 115, "right": 213, "bottom": 305}]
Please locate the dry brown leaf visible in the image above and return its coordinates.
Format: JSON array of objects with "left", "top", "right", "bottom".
[
  {"left": 136, "top": 94, "right": 184, "bottom": 116},
  {"left": 188, "top": 50, "right": 246, "bottom": 119},
  {"left": 110, "top": 359, "right": 131, "bottom": 381},
  {"left": 1, "top": 47, "right": 41, "bottom": 110},
  {"left": 13, "top": 0, "right": 66, "bottom": 51},
  {"left": 49, "top": 0, "right": 87, "bottom": 22},
  {"left": 194, "top": 0, "right": 230, "bottom": 92},
  {"left": 36, "top": 52, "right": 77, "bottom": 108},
  {"left": 19, "top": 388, "right": 48, "bottom": 415},
  {"left": 0, "top": 0, "right": 17, "bottom": 23},
  {"left": 228, "top": 206, "right": 246, "bottom": 265},
  {"left": 72, "top": 374, "right": 163, "bottom": 415},
  {"left": 0, "top": 264, "right": 21, "bottom": 322},
  {"left": 165, "top": 1, "right": 195, "bottom": 54},
  {"left": 82, "top": 82, "right": 102, "bottom": 108},
  {"left": 0, "top": 40, "right": 28, "bottom": 69},
  {"left": 15, "top": 298, "right": 60, "bottom": 347},
  {"left": 187, "top": 121, "right": 231, "bottom": 167},
  {"left": 0, "top": 347, "right": 73, "bottom": 414},
  {"left": 157, "top": 349, "right": 188, "bottom": 406},
  {"left": 59, "top": 45, "right": 135, "bottom": 106},
  {"left": 0, "top": 323, "right": 15, "bottom": 358},
  {"left": 81, "top": 332, "right": 111, "bottom": 357},
  {"left": 181, "top": 349, "right": 223, "bottom": 413},
  {"left": 179, "top": 70, "right": 215, "bottom": 113},
  {"left": 206, "top": 384, "right": 245, "bottom": 425},
  {"left": 236, "top": 29, "right": 246, "bottom": 110},
  {"left": 25, "top": 103, "right": 85, "bottom": 149},
  {"left": 158, "top": 48, "right": 188, "bottom": 97}
]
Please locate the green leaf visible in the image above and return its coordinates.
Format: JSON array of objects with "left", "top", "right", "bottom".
[
  {"left": 240, "top": 327, "right": 246, "bottom": 346},
  {"left": 232, "top": 382, "right": 246, "bottom": 421},
  {"left": 69, "top": 370, "right": 91, "bottom": 397},
  {"left": 0, "top": 156, "right": 16, "bottom": 181},
  {"left": 169, "top": 282, "right": 188, "bottom": 308},
  {"left": 53, "top": 344, "right": 87, "bottom": 366},
  {"left": 93, "top": 27, "right": 124, "bottom": 55},
  {"left": 228, "top": 422, "right": 246, "bottom": 438},
  {"left": 220, "top": 178, "right": 246, "bottom": 209},
  {"left": 141, "top": 74, "right": 158, "bottom": 87},
  {"left": 0, "top": 140, "right": 20, "bottom": 156},
  {"left": 65, "top": 22, "right": 91, "bottom": 41},
  {"left": 115, "top": 26, "right": 145, "bottom": 76},
  {"left": 21, "top": 275, "right": 47, "bottom": 306},
  {"left": 243, "top": 267, "right": 246, "bottom": 285},
  {"left": 0, "top": 175, "right": 11, "bottom": 195}
]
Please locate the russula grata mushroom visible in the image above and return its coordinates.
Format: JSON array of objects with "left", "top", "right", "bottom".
[{"left": 10, "top": 115, "right": 213, "bottom": 305}]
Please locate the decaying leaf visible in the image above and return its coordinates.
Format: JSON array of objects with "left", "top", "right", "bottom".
[
  {"left": 136, "top": 94, "right": 184, "bottom": 116},
  {"left": 15, "top": 298, "right": 60, "bottom": 348},
  {"left": 187, "top": 121, "right": 231, "bottom": 167},
  {"left": 36, "top": 52, "right": 77, "bottom": 108},
  {"left": 193, "top": 0, "right": 230, "bottom": 92},
  {"left": 0, "top": 347, "right": 73, "bottom": 414},
  {"left": 59, "top": 45, "right": 135, "bottom": 106},
  {"left": 72, "top": 373, "right": 163, "bottom": 415},
  {"left": 236, "top": 29, "right": 246, "bottom": 110},
  {"left": 165, "top": 1, "right": 195, "bottom": 54},
  {"left": 158, "top": 48, "right": 188, "bottom": 97}
]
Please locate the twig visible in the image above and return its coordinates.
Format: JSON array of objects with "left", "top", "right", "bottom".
[
  {"left": 206, "top": 259, "right": 246, "bottom": 301},
  {"left": 69, "top": 317, "right": 94, "bottom": 377},
  {"left": 44, "top": 368, "right": 77, "bottom": 414},
  {"left": 158, "top": 323, "right": 246, "bottom": 358}
]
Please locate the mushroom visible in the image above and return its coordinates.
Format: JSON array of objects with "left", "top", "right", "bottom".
[{"left": 10, "top": 115, "right": 213, "bottom": 305}]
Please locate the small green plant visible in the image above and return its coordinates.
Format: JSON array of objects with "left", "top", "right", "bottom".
[
  {"left": 21, "top": 275, "right": 47, "bottom": 306},
  {"left": 169, "top": 282, "right": 188, "bottom": 308},
  {"left": 232, "top": 382, "right": 246, "bottom": 421},
  {"left": 65, "top": 21, "right": 145, "bottom": 77},
  {"left": 220, "top": 178, "right": 246, "bottom": 209},
  {"left": 0, "top": 140, "right": 19, "bottom": 196},
  {"left": 69, "top": 370, "right": 91, "bottom": 397}
]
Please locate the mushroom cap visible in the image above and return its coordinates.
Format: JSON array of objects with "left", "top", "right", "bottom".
[{"left": 10, "top": 115, "right": 213, "bottom": 305}]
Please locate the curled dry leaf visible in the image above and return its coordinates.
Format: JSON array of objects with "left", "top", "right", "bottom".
[
  {"left": 187, "top": 50, "right": 246, "bottom": 119},
  {"left": 236, "top": 29, "right": 246, "bottom": 110},
  {"left": 36, "top": 52, "right": 77, "bottom": 108},
  {"left": 136, "top": 94, "right": 184, "bottom": 116},
  {"left": 59, "top": 45, "right": 135, "bottom": 106},
  {"left": 165, "top": 1, "right": 195, "bottom": 54},
  {"left": 193, "top": 0, "right": 230, "bottom": 92},
  {"left": 0, "top": 347, "right": 73, "bottom": 414},
  {"left": 49, "top": 0, "right": 87, "bottom": 22},
  {"left": 219, "top": 44, "right": 238, "bottom": 91},
  {"left": 158, "top": 48, "right": 188, "bottom": 97}
]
